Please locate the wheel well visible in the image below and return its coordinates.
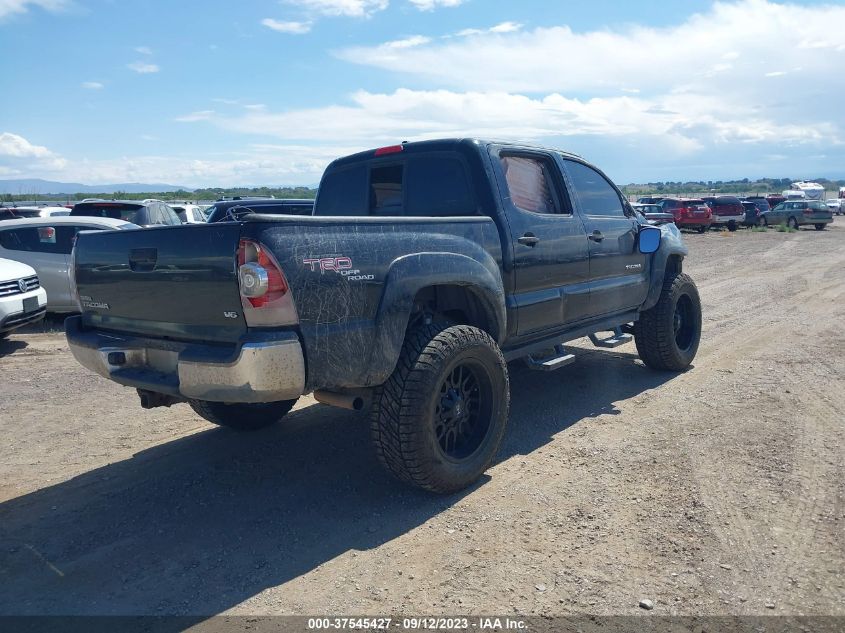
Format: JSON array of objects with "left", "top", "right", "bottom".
[
  {"left": 410, "top": 285, "right": 499, "bottom": 341},
  {"left": 665, "top": 254, "right": 683, "bottom": 278}
]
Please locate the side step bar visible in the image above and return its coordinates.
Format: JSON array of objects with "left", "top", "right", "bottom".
[
  {"left": 588, "top": 327, "right": 633, "bottom": 349},
  {"left": 525, "top": 344, "right": 576, "bottom": 372}
]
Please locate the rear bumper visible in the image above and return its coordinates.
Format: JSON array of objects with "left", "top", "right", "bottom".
[
  {"left": 676, "top": 218, "right": 712, "bottom": 228},
  {"left": 65, "top": 316, "right": 306, "bottom": 403},
  {"left": 711, "top": 214, "right": 744, "bottom": 224},
  {"left": 801, "top": 216, "right": 832, "bottom": 225}
]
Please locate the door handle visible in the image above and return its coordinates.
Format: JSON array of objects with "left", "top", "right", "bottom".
[
  {"left": 588, "top": 230, "right": 604, "bottom": 242},
  {"left": 518, "top": 234, "right": 540, "bottom": 247}
]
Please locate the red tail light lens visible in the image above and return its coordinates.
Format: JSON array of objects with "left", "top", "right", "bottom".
[{"left": 237, "top": 239, "right": 298, "bottom": 326}]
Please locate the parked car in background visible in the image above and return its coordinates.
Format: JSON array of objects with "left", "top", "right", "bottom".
[
  {"left": 636, "top": 196, "right": 665, "bottom": 204},
  {"left": 825, "top": 199, "right": 843, "bottom": 215},
  {"left": 70, "top": 199, "right": 182, "bottom": 227},
  {"left": 744, "top": 196, "right": 770, "bottom": 214},
  {"left": 170, "top": 203, "right": 210, "bottom": 224},
  {"left": 658, "top": 198, "right": 712, "bottom": 232},
  {"left": 206, "top": 198, "right": 315, "bottom": 223},
  {"left": 0, "top": 216, "right": 138, "bottom": 312},
  {"left": 766, "top": 194, "right": 787, "bottom": 209},
  {"left": 761, "top": 200, "right": 833, "bottom": 230},
  {"left": 0, "top": 205, "right": 71, "bottom": 219},
  {"left": 701, "top": 196, "right": 744, "bottom": 231},
  {"left": 0, "top": 257, "right": 47, "bottom": 338},
  {"left": 631, "top": 203, "right": 675, "bottom": 225},
  {"left": 741, "top": 201, "right": 762, "bottom": 227}
]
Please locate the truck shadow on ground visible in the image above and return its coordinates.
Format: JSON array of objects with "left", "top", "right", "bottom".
[
  {"left": 0, "top": 337, "right": 27, "bottom": 357},
  {"left": 0, "top": 346, "right": 678, "bottom": 621}
]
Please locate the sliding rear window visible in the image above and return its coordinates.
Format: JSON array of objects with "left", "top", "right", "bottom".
[
  {"left": 316, "top": 154, "right": 475, "bottom": 217},
  {"left": 72, "top": 203, "right": 144, "bottom": 223}
]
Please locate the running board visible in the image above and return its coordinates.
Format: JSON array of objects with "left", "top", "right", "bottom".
[
  {"left": 525, "top": 344, "right": 576, "bottom": 372},
  {"left": 588, "top": 327, "right": 633, "bottom": 349}
]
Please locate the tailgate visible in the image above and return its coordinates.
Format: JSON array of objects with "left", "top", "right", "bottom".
[{"left": 75, "top": 224, "right": 246, "bottom": 343}]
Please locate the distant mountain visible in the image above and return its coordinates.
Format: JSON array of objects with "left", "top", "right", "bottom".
[{"left": 0, "top": 178, "right": 189, "bottom": 195}]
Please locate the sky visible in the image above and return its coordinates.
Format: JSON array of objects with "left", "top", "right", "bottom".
[{"left": 0, "top": 0, "right": 844, "bottom": 188}]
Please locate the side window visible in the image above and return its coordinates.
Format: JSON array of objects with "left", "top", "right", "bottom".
[
  {"left": 562, "top": 160, "right": 625, "bottom": 217},
  {"left": 499, "top": 154, "right": 560, "bottom": 214},
  {"left": 406, "top": 156, "right": 475, "bottom": 217},
  {"left": 164, "top": 205, "right": 181, "bottom": 224},
  {"left": 0, "top": 226, "right": 73, "bottom": 254},
  {"left": 370, "top": 164, "right": 404, "bottom": 215}
]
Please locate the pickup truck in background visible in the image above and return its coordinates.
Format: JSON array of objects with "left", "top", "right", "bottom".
[{"left": 66, "top": 139, "right": 702, "bottom": 493}]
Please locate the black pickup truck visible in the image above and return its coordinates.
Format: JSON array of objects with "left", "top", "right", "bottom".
[{"left": 66, "top": 139, "right": 701, "bottom": 493}]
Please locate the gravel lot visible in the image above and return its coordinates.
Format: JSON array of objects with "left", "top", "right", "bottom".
[{"left": 0, "top": 225, "right": 843, "bottom": 617}]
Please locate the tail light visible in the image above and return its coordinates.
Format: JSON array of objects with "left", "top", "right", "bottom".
[
  {"left": 803, "top": 208, "right": 813, "bottom": 215},
  {"left": 237, "top": 239, "right": 298, "bottom": 327}
]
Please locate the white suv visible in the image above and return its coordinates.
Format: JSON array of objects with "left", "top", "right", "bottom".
[{"left": 0, "top": 257, "right": 47, "bottom": 338}]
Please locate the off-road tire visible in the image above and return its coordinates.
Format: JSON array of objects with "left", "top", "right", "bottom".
[
  {"left": 189, "top": 398, "right": 298, "bottom": 431},
  {"left": 370, "top": 323, "right": 509, "bottom": 494},
  {"left": 788, "top": 216, "right": 799, "bottom": 230},
  {"left": 634, "top": 272, "right": 701, "bottom": 371},
  {"left": 814, "top": 223, "right": 826, "bottom": 231}
]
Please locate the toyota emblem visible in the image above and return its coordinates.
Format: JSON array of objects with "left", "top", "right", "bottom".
[{"left": 17, "top": 278, "right": 27, "bottom": 293}]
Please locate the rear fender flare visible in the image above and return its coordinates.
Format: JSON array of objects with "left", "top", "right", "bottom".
[{"left": 364, "top": 252, "right": 506, "bottom": 385}]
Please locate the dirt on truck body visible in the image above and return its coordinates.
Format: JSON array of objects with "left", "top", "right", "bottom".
[{"left": 0, "top": 227, "right": 842, "bottom": 618}]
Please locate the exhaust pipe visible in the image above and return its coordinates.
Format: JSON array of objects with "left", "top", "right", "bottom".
[
  {"left": 314, "top": 390, "right": 365, "bottom": 411},
  {"left": 137, "top": 389, "right": 182, "bottom": 409}
]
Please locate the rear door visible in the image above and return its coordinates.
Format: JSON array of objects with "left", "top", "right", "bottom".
[
  {"left": 75, "top": 223, "right": 247, "bottom": 343},
  {"left": 561, "top": 158, "right": 647, "bottom": 317},
  {"left": 490, "top": 146, "right": 590, "bottom": 335}
]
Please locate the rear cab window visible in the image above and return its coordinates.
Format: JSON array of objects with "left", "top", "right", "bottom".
[
  {"left": 0, "top": 225, "right": 100, "bottom": 255},
  {"left": 561, "top": 159, "right": 626, "bottom": 217},
  {"left": 72, "top": 202, "right": 144, "bottom": 224},
  {"left": 315, "top": 152, "right": 477, "bottom": 217}
]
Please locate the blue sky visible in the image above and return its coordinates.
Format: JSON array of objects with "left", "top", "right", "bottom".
[{"left": 1, "top": 0, "right": 843, "bottom": 188}]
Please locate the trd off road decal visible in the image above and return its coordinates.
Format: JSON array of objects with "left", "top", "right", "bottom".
[{"left": 302, "top": 256, "right": 374, "bottom": 281}]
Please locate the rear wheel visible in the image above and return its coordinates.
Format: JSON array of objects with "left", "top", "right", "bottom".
[
  {"left": 814, "top": 223, "right": 826, "bottom": 231},
  {"left": 728, "top": 221, "right": 737, "bottom": 232},
  {"left": 634, "top": 272, "right": 701, "bottom": 371},
  {"left": 189, "top": 398, "right": 298, "bottom": 431},
  {"left": 697, "top": 225, "right": 706, "bottom": 234},
  {"left": 788, "top": 216, "right": 799, "bottom": 230},
  {"left": 370, "top": 323, "right": 510, "bottom": 493}
]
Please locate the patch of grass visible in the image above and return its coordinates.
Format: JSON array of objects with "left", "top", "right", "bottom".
[
  {"left": 775, "top": 223, "right": 797, "bottom": 233},
  {"left": 750, "top": 225, "right": 768, "bottom": 232}
]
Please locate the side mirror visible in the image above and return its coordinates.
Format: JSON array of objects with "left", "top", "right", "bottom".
[{"left": 638, "top": 225, "right": 661, "bottom": 254}]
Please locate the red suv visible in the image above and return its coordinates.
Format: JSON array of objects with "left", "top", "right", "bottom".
[
  {"left": 659, "top": 198, "right": 713, "bottom": 233},
  {"left": 701, "top": 196, "right": 744, "bottom": 231}
]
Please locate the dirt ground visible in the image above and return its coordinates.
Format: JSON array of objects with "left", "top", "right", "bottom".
[{"left": 0, "top": 225, "right": 843, "bottom": 618}]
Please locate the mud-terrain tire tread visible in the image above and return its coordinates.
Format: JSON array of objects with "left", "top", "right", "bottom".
[
  {"left": 634, "top": 272, "right": 701, "bottom": 371},
  {"left": 370, "top": 323, "right": 509, "bottom": 494},
  {"left": 189, "top": 398, "right": 298, "bottom": 431}
]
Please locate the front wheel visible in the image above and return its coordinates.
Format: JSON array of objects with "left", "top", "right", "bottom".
[
  {"left": 762, "top": 217, "right": 769, "bottom": 227},
  {"left": 370, "top": 323, "right": 510, "bottom": 493},
  {"left": 189, "top": 398, "right": 298, "bottom": 431},
  {"left": 634, "top": 272, "right": 702, "bottom": 371},
  {"left": 788, "top": 216, "right": 799, "bottom": 230},
  {"left": 814, "top": 223, "right": 826, "bottom": 231}
]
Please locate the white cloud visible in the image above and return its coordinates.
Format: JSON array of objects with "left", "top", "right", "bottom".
[
  {"left": 0, "top": 0, "right": 68, "bottom": 21},
  {"left": 261, "top": 18, "right": 312, "bottom": 34},
  {"left": 134, "top": 45, "right": 153, "bottom": 55},
  {"left": 81, "top": 81, "right": 103, "bottom": 89},
  {"left": 0, "top": 132, "right": 53, "bottom": 158},
  {"left": 407, "top": 0, "right": 463, "bottom": 11},
  {"left": 175, "top": 110, "right": 216, "bottom": 122},
  {"left": 0, "top": 132, "right": 67, "bottom": 174},
  {"left": 127, "top": 61, "right": 160, "bottom": 74},
  {"left": 283, "top": 0, "right": 388, "bottom": 18},
  {"left": 382, "top": 35, "right": 430, "bottom": 49},
  {"left": 488, "top": 21, "right": 522, "bottom": 34}
]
